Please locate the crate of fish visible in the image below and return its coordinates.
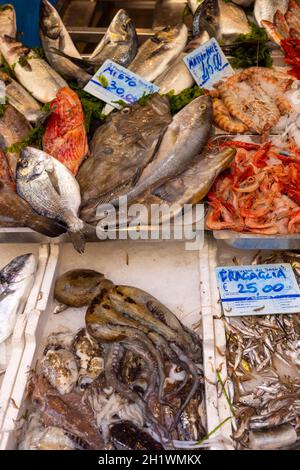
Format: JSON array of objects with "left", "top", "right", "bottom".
[
  {"left": 0, "top": 243, "right": 49, "bottom": 432},
  {"left": 203, "top": 236, "right": 300, "bottom": 450},
  {"left": 0, "top": 240, "right": 220, "bottom": 450}
]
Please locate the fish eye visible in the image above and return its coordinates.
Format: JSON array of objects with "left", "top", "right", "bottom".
[
  {"left": 199, "top": 104, "right": 207, "bottom": 111},
  {"left": 122, "top": 107, "right": 130, "bottom": 114},
  {"left": 21, "top": 159, "right": 29, "bottom": 168}
]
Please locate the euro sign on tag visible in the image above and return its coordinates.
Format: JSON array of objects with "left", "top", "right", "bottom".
[
  {"left": 84, "top": 59, "right": 159, "bottom": 109},
  {"left": 183, "top": 37, "right": 234, "bottom": 89}
]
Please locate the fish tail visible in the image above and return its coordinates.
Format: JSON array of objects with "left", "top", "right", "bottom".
[{"left": 67, "top": 217, "right": 86, "bottom": 253}]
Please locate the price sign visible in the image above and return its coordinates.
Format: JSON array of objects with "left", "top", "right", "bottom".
[
  {"left": 183, "top": 37, "right": 234, "bottom": 89},
  {"left": 215, "top": 264, "right": 300, "bottom": 317},
  {"left": 84, "top": 59, "right": 159, "bottom": 108}
]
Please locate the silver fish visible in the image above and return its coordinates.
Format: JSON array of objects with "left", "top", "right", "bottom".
[
  {"left": 193, "top": 0, "right": 251, "bottom": 41},
  {"left": 129, "top": 24, "right": 188, "bottom": 83},
  {"left": 154, "top": 33, "right": 210, "bottom": 95},
  {"left": 39, "top": 0, "right": 90, "bottom": 86},
  {"left": 254, "top": 0, "right": 289, "bottom": 26},
  {"left": 16, "top": 147, "right": 86, "bottom": 253},
  {"left": 0, "top": 36, "right": 67, "bottom": 103},
  {"left": 0, "top": 71, "right": 44, "bottom": 124},
  {"left": 0, "top": 4, "right": 16, "bottom": 37},
  {"left": 0, "top": 253, "right": 37, "bottom": 345},
  {"left": 109, "top": 95, "right": 213, "bottom": 206}
]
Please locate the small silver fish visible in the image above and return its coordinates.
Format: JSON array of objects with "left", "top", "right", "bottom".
[
  {"left": 0, "top": 253, "right": 37, "bottom": 345},
  {"left": 16, "top": 147, "right": 86, "bottom": 253}
]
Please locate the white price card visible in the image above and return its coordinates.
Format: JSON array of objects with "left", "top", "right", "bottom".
[
  {"left": 183, "top": 37, "right": 234, "bottom": 90},
  {"left": 215, "top": 263, "right": 300, "bottom": 317},
  {"left": 84, "top": 59, "right": 159, "bottom": 109}
]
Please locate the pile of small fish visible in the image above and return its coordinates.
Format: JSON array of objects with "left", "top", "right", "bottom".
[
  {"left": 207, "top": 140, "right": 300, "bottom": 235},
  {"left": 0, "top": 253, "right": 36, "bottom": 368},
  {"left": 211, "top": 67, "right": 294, "bottom": 135},
  {"left": 19, "top": 269, "right": 205, "bottom": 450},
  {"left": 223, "top": 251, "right": 300, "bottom": 450}
]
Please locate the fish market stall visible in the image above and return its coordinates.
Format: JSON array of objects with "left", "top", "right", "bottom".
[{"left": 1, "top": 0, "right": 300, "bottom": 453}]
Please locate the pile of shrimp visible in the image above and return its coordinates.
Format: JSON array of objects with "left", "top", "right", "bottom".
[
  {"left": 206, "top": 141, "right": 300, "bottom": 235},
  {"left": 211, "top": 67, "right": 294, "bottom": 135},
  {"left": 260, "top": 0, "right": 300, "bottom": 46}
]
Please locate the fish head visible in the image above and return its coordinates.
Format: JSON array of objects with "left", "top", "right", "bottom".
[
  {"left": 0, "top": 35, "right": 29, "bottom": 64},
  {"left": 17, "top": 147, "right": 48, "bottom": 182},
  {"left": 157, "top": 24, "right": 188, "bottom": 46},
  {"left": 185, "top": 94, "right": 213, "bottom": 125},
  {"left": 108, "top": 9, "right": 136, "bottom": 43},
  {"left": 40, "top": 0, "right": 61, "bottom": 40},
  {"left": 0, "top": 253, "right": 36, "bottom": 285}
]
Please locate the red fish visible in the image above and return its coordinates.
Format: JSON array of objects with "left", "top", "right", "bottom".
[{"left": 43, "top": 87, "right": 88, "bottom": 175}]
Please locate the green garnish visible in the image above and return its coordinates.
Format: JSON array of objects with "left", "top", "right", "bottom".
[
  {"left": 0, "top": 103, "right": 7, "bottom": 118},
  {"left": 69, "top": 81, "right": 106, "bottom": 132},
  {"left": 166, "top": 85, "right": 204, "bottom": 115},
  {"left": 32, "top": 47, "right": 46, "bottom": 60},
  {"left": 137, "top": 93, "right": 153, "bottom": 107},
  {"left": 113, "top": 99, "right": 127, "bottom": 107},
  {"left": 18, "top": 53, "right": 32, "bottom": 68},
  {"left": 97, "top": 75, "right": 109, "bottom": 88},
  {"left": 0, "top": 57, "right": 14, "bottom": 77},
  {"left": 225, "top": 23, "right": 273, "bottom": 69}
]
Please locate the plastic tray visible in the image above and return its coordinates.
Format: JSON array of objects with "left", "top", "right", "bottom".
[
  {"left": 0, "top": 244, "right": 49, "bottom": 430},
  {"left": 1, "top": 240, "right": 216, "bottom": 449}
]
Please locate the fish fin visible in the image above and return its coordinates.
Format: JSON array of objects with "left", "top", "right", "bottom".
[
  {"left": 131, "top": 168, "right": 143, "bottom": 186},
  {"left": 152, "top": 185, "right": 173, "bottom": 202},
  {"left": 49, "top": 47, "right": 96, "bottom": 73},
  {"left": 69, "top": 229, "right": 86, "bottom": 254},
  {"left": 46, "top": 167, "right": 61, "bottom": 196}
]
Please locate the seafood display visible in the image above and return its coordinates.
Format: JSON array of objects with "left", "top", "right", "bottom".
[
  {"left": 19, "top": 271, "right": 205, "bottom": 450},
  {"left": 220, "top": 251, "right": 300, "bottom": 449},
  {"left": 207, "top": 141, "right": 300, "bottom": 234}
]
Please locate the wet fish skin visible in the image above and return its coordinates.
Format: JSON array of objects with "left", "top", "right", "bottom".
[
  {"left": 110, "top": 95, "right": 213, "bottom": 206},
  {"left": 193, "top": 0, "right": 221, "bottom": 39},
  {"left": 16, "top": 147, "right": 86, "bottom": 253},
  {"left": 0, "top": 4, "right": 16, "bottom": 37},
  {"left": 0, "top": 71, "right": 44, "bottom": 124},
  {"left": 0, "top": 104, "right": 32, "bottom": 180},
  {"left": 129, "top": 24, "right": 188, "bottom": 82},
  {"left": 42, "top": 87, "right": 88, "bottom": 175},
  {"left": 154, "top": 33, "right": 210, "bottom": 95},
  {"left": 78, "top": 93, "right": 172, "bottom": 217},
  {"left": 254, "top": 0, "right": 289, "bottom": 26},
  {"left": 0, "top": 253, "right": 37, "bottom": 344},
  {"left": 90, "top": 9, "right": 138, "bottom": 68},
  {"left": 0, "top": 36, "right": 67, "bottom": 103},
  {"left": 0, "top": 181, "right": 66, "bottom": 235},
  {"left": 39, "top": 0, "right": 91, "bottom": 86}
]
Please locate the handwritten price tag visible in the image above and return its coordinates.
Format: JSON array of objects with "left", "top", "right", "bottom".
[
  {"left": 215, "top": 264, "right": 300, "bottom": 317},
  {"left": 84, "top": 59, "right": 159, "bottom": 108},
  {"left": 183, "top": 37, "right": 234, "bottom": 89}
]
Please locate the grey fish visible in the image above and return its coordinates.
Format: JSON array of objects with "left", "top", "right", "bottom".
[
  {"left": 254, "top": 0, "right": 289, "bottom": 26},
  {"left": 0, "top": 36, "right": 67, "bottom": 103},
  {"left": 108, "top": 95, "right": 213, "bottom": 207},
  {"left": 154, "top": 33, "right": 210, "bottom": 95},
  {"left": 129, "top": 24, "right": 188, "bottom": 83},
  {"left": 39, "top": 0, "right": 90, "bottom": 86},
  {"left": 0, "top": 253, "right": 37, "bottom": 344},
  {"left": 78, "top": 94, "right": 172, "bottom": 222},
  {"left": 0, "top": 71, "right": 44, "bottom": 124},
  {"left": 0, "top": 4, "right": 16, "bottom": 37},
  {"left": 16, "top": 147, "right": 86, "bottom": 253},
  {"left": 52, "top": 9, "right": 138, "bottom": 74},
  {"left": 193, "top": 0, "right": 251, "bottom": 41}
]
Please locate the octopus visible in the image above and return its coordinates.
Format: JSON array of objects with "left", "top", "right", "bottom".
[{"left": 85, "top": 285, "right": 203, "bottom": 438}]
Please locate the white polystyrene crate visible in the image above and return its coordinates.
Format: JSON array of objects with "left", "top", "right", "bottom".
[
  {"left": 2, "top": 240, "right": 210, "bottom": 449},
  {"left": 0, "top": 244, "right": 49, "bottom": 432}
]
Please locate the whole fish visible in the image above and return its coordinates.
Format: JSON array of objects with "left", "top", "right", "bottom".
[
  {"left": 0, "top": 4, "right": 16, "bottom": 37},
  {"left": 193, "top": 0, "right": 251, "bottom": 41},
  {"left": 154, "top": 33, "right": 210, "bottom": 95},
  {"left": 0, "top": 253, "right": 36, "bottom": 345},
  {"left": 43, "top": 87, "right": 88, "bottom": 175},
  {"left": 108, "top": 95, "right": 213, "bottom": 207},
  {"left": 0, "top": 149, "right": 13, "bottom": 189},
  {"left": 0, "top": 105, "right": 32, "bottom": 180},
  {"left": 129, "top": 24, "right": 188, "bottom": 83},
  {"left": 254, "top": 0, "right": 289, "bottom": 26},
  {"left": 78, "top": 94, "right": 172, "bottom": 220},
  {"left": 39, "top": 0, "right": 90, "bottom": 86},
  {"left": 0, "top": 181, "right": 66, "bottom": 236},
  {"left": 0, "top": 72, "right": 44, "bottom": 124},
  {"left": 0, "top": 36, "right": 67, "bottom": 103},
  {"left": 52, "top": 9, "right": 138, "bottom": 73},
  {"left": 16, "top": 147, "right": 86, "bottom": 253}
]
